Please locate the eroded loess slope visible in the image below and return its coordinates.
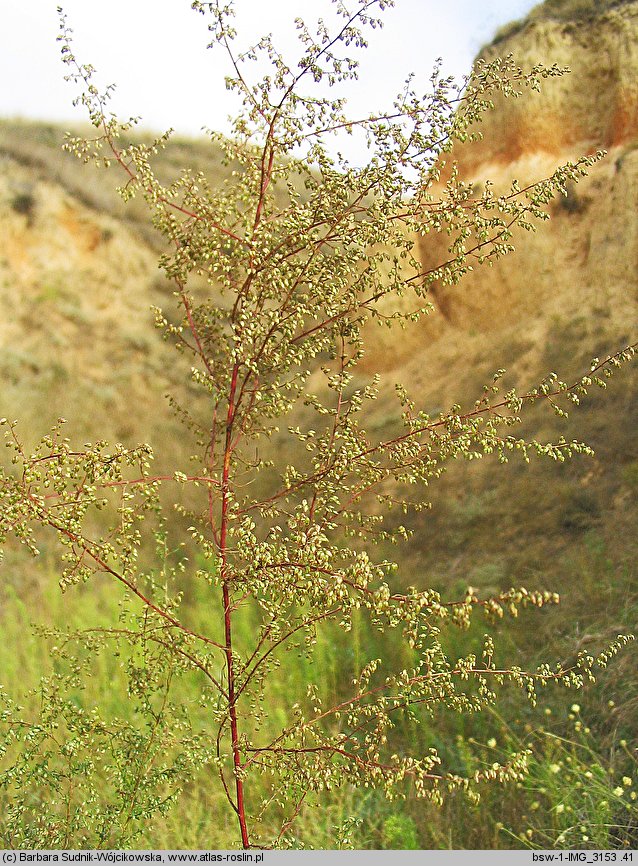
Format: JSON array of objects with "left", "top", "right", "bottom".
[
  {"left": 0, "top": 141, "right": 186, "bottom": 455},
  {"left": 359, "top": 1, "right": 636, "bottom": 418}
]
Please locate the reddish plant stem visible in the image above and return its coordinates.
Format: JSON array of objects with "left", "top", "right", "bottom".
[
  {"left": 218, "top": 361, "right": 250, "bottom": 848},
  {"left": 275, "top": 790, "right": 308, "bottom": 846}
]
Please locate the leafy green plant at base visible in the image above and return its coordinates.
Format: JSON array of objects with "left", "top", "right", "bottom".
[
  {"left": 0, "top": 0, "right": 636, "bottom": 848},
  {"left": 0, "top": 578, "right": 220, "bottom": 848},
  {"left": 381, "top": 813, "right": 420, "bottom": 849}
]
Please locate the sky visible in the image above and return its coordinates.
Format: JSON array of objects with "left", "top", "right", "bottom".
[{"left": 1, "top": 0, "right": 540, "bottom": 159}]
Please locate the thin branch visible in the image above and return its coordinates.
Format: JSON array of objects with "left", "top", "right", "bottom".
[
  {"left": 237, "top": 607, "right": 342, "bottom": 701},
  {"left": 28, "top": 499, "right": 227, "bottom": 653}
]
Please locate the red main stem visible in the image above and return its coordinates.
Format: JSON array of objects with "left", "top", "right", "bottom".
[{"left": 219, "top": 362, "right": 250, "bottom": 848}]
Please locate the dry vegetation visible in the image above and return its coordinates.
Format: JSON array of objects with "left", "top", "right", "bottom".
[{"left": 1, "top": 0, "right": 637, "bottom": 845}]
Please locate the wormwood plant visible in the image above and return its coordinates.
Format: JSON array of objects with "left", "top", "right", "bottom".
[{"left": 0, "top": 0, "right": 636, "bottom": 849}]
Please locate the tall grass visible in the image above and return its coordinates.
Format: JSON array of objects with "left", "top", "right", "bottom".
[{"left": 1, "top": 535, "right": 636, "bottom": 848}]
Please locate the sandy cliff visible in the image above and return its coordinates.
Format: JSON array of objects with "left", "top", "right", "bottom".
[
  {"left": 350, "top": 0, "right": 634, "bottom": 401},
  {"left": 468, "top": 0, "right": 638, "bottom": 166}
]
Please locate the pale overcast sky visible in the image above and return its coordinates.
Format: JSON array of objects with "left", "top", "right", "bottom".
[{"left": 2, "top": 0, "right": 539, "bottom": 154}]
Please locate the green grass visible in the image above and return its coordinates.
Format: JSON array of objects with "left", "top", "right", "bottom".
[{"left": 1, "top": 503, "right": 636, "bottom": 849}]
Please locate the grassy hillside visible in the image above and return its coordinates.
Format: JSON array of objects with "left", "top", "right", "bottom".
[{"left": 0, "top": 119, "right": 231, "bottom": 245}]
